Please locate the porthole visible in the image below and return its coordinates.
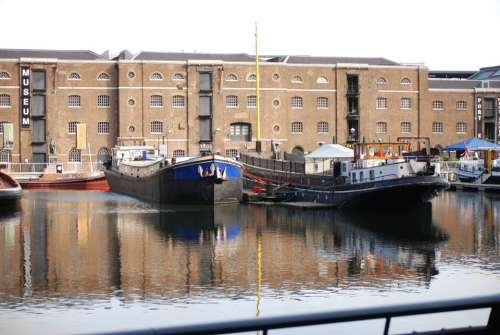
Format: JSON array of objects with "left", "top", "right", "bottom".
[
  {"left": 128, "top": 71, "right": 136, "bottom": 79},
  {"left": 128, "top": 125, "right": 135, "bottom": 133},
  {"left": 272, "top": 73, "right": 280, "bottom": 81},
  {"left": 128, "top": 98, "right": 136, "bottom": 106},
  {"left": 272, "top": 99, "right": 280, "bottom": 107},
  {"left": 273, "top": 125, "right": 280, "bottom": 132}
]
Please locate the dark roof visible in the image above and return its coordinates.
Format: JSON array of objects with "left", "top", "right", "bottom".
[
  {"left": 468, "top": 65, "right": 500, "bottom": 80},
  {"left": 0, "top": 49, "right": 105, "bottom": 60},
  {"left": 428, "top": 79, "right": 480, "bottom": 89},
  {"left": 428, "top": 70, "right": 476, "bottom": 79},
  {"left": 284, "top": 56, "right": 399, "bottom": 66},
  {"left": 134, "top": 52, "right": 255, "bottom": 62}
]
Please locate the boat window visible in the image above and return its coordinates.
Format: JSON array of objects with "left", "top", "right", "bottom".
[
  {"left": 359, "top": 171, "right": 364, "bottom": 181},
  {"left": 352, "top": 172, "right": 357, "bottom": 182},
  {"left": 342, "top": 163, "right": 346, "bottom": 172},
  {"left": 370, "top": 170, "right": 375, "bottom": 180}
]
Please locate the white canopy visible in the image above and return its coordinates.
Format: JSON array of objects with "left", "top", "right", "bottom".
[{"left": 306, "top": 144, "right": 354, "bottom": 159}]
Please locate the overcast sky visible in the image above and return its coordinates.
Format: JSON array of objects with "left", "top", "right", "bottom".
[{"left": 1, "top": 0, "right": 499, "bottom": 71}]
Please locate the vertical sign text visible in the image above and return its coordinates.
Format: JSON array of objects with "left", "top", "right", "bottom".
[{"left": 21, "top": 67, "right": 31, "bottom": 128}]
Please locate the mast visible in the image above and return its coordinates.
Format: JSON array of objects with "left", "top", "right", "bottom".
[{"left": 255, "top": 22, "right": 262, "bottom": 153}]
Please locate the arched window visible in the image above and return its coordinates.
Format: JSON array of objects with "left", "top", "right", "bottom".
[
  {"left": 173, "top": 149, "right": 186, "bottom": 158},
  {"left": 229, "top": 123, "right": 251, "bottom": 141},
  {"left": 150, "top": 95, "right": 163, "bottom": 107},
  {"left": 68, "top": 72, "right": 81, "bottom": 80},
  {"left": 226, "top": 73, "right": 238, "bottom": 81},
  {"left": 0, "top": 71, "right": 11, "bottom": 80},
  {"left": 317, "top": 121, "right": 329, "bottom": 133},
  {"left": 316, "top": 97, "right": 328, "bottom": 109},
  {"left": 376, "top": 121, "right": 387, "bottom": 133},
  {"left": 291, "top": 75, "right": 303, "bottom": 83},
  {"left": 172, "top": 95, "right": 185, "bottom": 108},
  {"left": 68, "top": 148, "right": 82, "bottom": 162},
  {"left": 376, "top": 77, "right": 387, "bottom": 85},
  {"left": 68, "top": 95, "right": 81, "bottom": 107},
  {"left": 291, "top": 96, "right": 303, "bottom": 109},
  {"left": 316, "top": 76, "right": 328, "bottom": 84},
  {"left": 0, "top": 94, "right": 11, "bottom": 107},
  {"left": 291, "top": 146, "right": 304, "bottom": 156},
  {"left": 97, "top": 147, "right": 111, "bottom": 163},
  {"left": 150, "top": 121, "right": 163, "bottom": 133},
  {"left": 226, "top": 95, "right": 238, "bottom": 108},
  {"left": 247, "top": 74, "right": 257, "bottom": 82},
  {"left": 172, "top": 73, "right": 185, "bottom": 80},
  {"left": 291, "top": 121, "right": 303, "bottom": 133},
  {"left": 150, "top": 72, "right": 163, "bottom": 80},
  {"left": 400, "top": 77, "right": 411, "bottom": 85},
  {"left": 97, "top": 72, "right": 110, "bottom": 80},
  {"left": 225, "top": 149, "right": 238, "bottom": 158}
]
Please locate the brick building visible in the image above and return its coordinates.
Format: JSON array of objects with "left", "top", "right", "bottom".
[{"left": 0, "top": 49, "right": 499, "bottom": 164}]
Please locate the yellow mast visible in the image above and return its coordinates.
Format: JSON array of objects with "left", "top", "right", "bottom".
[{"left": 255, "top": 23, "right": 261, "bottom": 145}]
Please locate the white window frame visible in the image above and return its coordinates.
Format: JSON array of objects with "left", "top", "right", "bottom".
[
  {"left": 432, "top": 122, "right": 443, "bottom": 134},
  {"left": 97, "top": 122, "right": 110, "bottom": 134},
  {"left": 225, "top": 73, "right": 238, "bottom": 82},
  {"left": 173, "top": 149, "right": 186, "bottom": 158},
  {"left": 247, "top": 95, "right": 256, "bottom": 108},
  {"left": 432, "top": 100, "right": 444, "bottom": 110},
  {"left": 172, "top": 73, "right": 185, "bottom": 81},
  {"left": 97, "top": 72, "right": 110, "bottom": 80},
  {"left": 376, "top": 122, "right": 387, "bottom": 134},
  {"left": 247, "top": 74, "right": 256, "bottom": 82},
  {"left": 456, "top": 122, "right": 467, "bottom": 134},
  {"left": 291, "top": 96, "right": 303, "bottom": 109},
  {"left": 226, "top": 95, "right": 238, "bottom": 108},
  {"left": 400, "top": 78, "right": 411, "bottom": 85},
  {"left": 68, "top": 121, "right": 79, "bottom": 135},
  {"left": 172, "top": 95, "right": 185, "bottom": 108},
  {"left": 97, "top": 95, "right": 110, "bottom": 107},
  {"left": 317, "top": 121, "right": 329, "bottom": 133},
  {"left": 316, "top": 97, "right": 328, "bottom": 109},
  {"left": 291, "top": 75, "right": 303, "bottom": 83},
  {"left": 0, "top": 71, "right": 11, "bottom": 80},
  {"left": 68, "top": 95, "right": 81, "bottom": 108},
  {"left": 376, "top": 77, "right": 387, "bottom": 85},
  {"left": 376, "top": 97, "right": 387, "bottom": 109},
  {"left": 456, "top": 100, "right": 467, "bottom": 110},
  {"left": 68, "top": 148, "right": 82, "bottom": 162},
  {"left": 291, "top": 121, "right": 303, "bottom": 134},
  {"left": 68, "top": 72, "right": 81, "bottom": 80},
  {"left": 150, "top": 72, "right": 164, "bottom": 81},
  {"left": 225, "top": 149, "right": 238, "bottom": 158},
  {"left": 400, "top": 97, "right": 412, "bottom": 110},
  {"left": 316, "top": 76, "right": 328, "bottom": 84},
  {"left": 150, "top": 95, "right": 163, "bottom": 108},
  {"left": 0, "top": 94, "right": 11, "bottom": 107},
  {"left": 150, "top": 121, "right": 163, "bottom": 134},
  {"left": 400, "top": 121, "right": 411, "bottom": 133}
]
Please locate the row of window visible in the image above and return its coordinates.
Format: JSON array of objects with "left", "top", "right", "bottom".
[
  {"left": 63, "top": 94, "right": 186, "bottom": 108},
  {"left": 375, "top": 121, "right": 468, "bottom": 134},
  {"left": 64, "top": 147, "right": 187, "bottom": 163},
  {"left": 432, "top": 100, "right": 468, "bottom": 110},
  {"left": 226, "top": 95, "right": 329, "bottom": 109},
  {"left": 67, "top": 71, "right": 187, "bottom": 81},
  {"left": 224, "top": 73, "right": 330, "bottom": 84},
  {"left": 376, "top": 97, "right": 412, "bottom": 109},
  {"left": 68, "top": 122, "right": 110, "bottom": 134},
  {"left": 376, "top": 77, "right": 412, "bottom": 85}
]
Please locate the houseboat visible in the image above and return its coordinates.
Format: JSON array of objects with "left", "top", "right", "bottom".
[{"left": 0, "top": 171, "right": 22, "bottom": 202}]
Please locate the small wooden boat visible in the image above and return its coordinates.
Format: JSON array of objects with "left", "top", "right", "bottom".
[
  {"left": 18, "top": 171, "right": 110, "bottom": 191},
  {"left": 0, "top": 171, "right": 22, "bottom": 202}
]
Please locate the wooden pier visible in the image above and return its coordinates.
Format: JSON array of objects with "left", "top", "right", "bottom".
[{"left": 448, "top": 181, "right": 500, "bottom": 192}]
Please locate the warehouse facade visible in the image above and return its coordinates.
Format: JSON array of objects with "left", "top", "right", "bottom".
[{"left": 0, "top": 49, "right": 499, "bottom": 164}]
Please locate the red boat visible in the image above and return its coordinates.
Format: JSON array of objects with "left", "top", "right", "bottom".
[{"left": 18, "top": 171, "right": 110, "bottom": 191}]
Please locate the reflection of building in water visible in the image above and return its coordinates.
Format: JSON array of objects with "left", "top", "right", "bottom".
[{"left": 0, "top": 192, "right": 498, "bottom": 304}]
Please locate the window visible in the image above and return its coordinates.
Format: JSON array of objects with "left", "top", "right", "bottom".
[
  {"left": 400, "top": 77, "right": 411, "bottom": 85},
  {"left": 150, "top": 121, "right": 163, "bottom": 134},
  {"left": 128, "top": 98, "right": 135, "bottom": 106},
  {"left": 291, "top": 121, "right": 303, "bottom": 133},
  {"left": 432, "top": 100, "right": 444, "bottom": 110},
  {"left": 376, "top": 97, "right": 387, "bottom": 109},
  {"left": 432, "top": 122, "right": 443, "bottom": 133},
  {"left": 0, "top": 71, "right": 10, "bottom": 80},
  {"left": 229, "top": 123, "right": 251, "bottom": 141},
  {"left": 68, "top": 72, "right": 81, "bottom": 80},
  {"left": 97, "top": 95, "right": 110, "bottom": 107},
  {"left": 456, "top": 122, "right": 467, "bottom": 134},
  {"left": 291, "top": 96, "right": 303, "bottom": 109},
  {"left": 32, "top": 70, "right": 46, "bottom": 91},
  {"left": 173, "top": 73, "right": 185, "bottom": 80},
  {"left": 68, "top": 121, "right": 79, "bottom": 134},
  {"left": 32, "top": 119, "right": 46, "bottom": 143},
  {"left": 226, "top": 95, "right": 238, "bottom": 108},
  {"left": 291, "top": 75, "right": 303, "bottom": 83},
  {"left": 272, "top": 73, "right": 280, "bottom": 81},
  {"left": 376, "top": 77, "right": 387, "bottom": 85},
  {"left": 150, "top": 95, "right": 163, "bottom": 107},
  {"left": 128, "top": 72, "right": 135, "bottom": 79},
  {"left": 273, "top": 124, "right": 280, "bottom": 132},
  {"left": 456, "top": 100, "right": 467, "bottom": 110},
  {"left": 173, "top": 149, "right": 186, "bottom": 158},
  {"left": 0, "top": 122, "right": 3, "bottom": 133},
  {"left": 97, "top": 122, "right": 110, "bottom": 134},
  {"left": 247, "top": 95, "right": 256, "bottom": 108},
  {"left": 172, "top": 95, "right": 185, "bottom": 108},
  {"left": 317, "top": 97, "right": 328, "bottom": 109},
  {"left": 0, "top": 94, "right": 11, "bottom": 107},
  {"left": 68, "top": 148, "right": 82, "bottom": 162},
  {"left": 247, "top": 74, "right": 256, "bottom": 82},
  {"left": 317, "top": 121, "right": 329, "bottom": 133},
  {"left": 97, "top": 147, "right": 111, "bottom": 163},
  {"left": 401, "top": 121, "right": 411, "bottom": 133},
  {"left": 32, "top": 95, "right": 46, "bottom": 117},
  {"left": 97, "top": 72, "right": 110, "bottom": 80},
  {"left": 225, "top": 73, "right": 238, "bottom": 81},
  {"left": 225, "top": 149, "right": 238, "bottom": 158},
  {"left": 0, "top": 150, "right": 10, "bottom": 163},
  {"left": 400, "top": 97, "right": 411, "bottom": 109},
  {"left": 316, "top": 76, "right": 328, "bottom": 84},
  {"left": 273, "top": 99, "right": 280, "bottom": 107},
  {"left": 376, "top": 121, "right": 387, "bottom": 133},
  {"left": 68, "top": 95, "right": 81, "bottom": 107},
  {"left": 150, "top": 72, "right": 163, "bottom": 80}
]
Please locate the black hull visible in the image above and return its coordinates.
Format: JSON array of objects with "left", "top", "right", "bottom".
[
  {"left": 243, "top": 164, "right": 449, "bottom": 208},
  {"left": 105, "top": 170, "right": 242, "bottom": 205}
]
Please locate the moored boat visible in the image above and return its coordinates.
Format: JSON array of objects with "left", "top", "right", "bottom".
[
  {"left": 105, "top": 144, "right": 242, "bottom": 204},
  {"left": 242, "top": 138, "right": 449, "bottom": 208},
  {"left": 0, "top": 171, "right": 22, "bottom": 202}
]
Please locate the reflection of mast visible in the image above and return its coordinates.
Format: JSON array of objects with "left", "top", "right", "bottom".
[
  {"left": 255, "top": 22, "right": 262, "bottom": 153},
  {"left": 22, "top": 220, "right": 32, "bottom": 297},
  {"left": 256, "top": 236, "right": 262, "bottom": 318}
]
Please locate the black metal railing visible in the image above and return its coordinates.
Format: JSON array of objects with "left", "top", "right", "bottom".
[
  {"left": 240, "top": 153, "right": 305, "bottom": 174},
  {"left": 89, "top": 294, "right": 500, "bottom": 335}
]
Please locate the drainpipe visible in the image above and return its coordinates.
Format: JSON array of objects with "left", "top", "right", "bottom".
[{"left": 185, "top": 62, "right": 189, "bottom": 156}]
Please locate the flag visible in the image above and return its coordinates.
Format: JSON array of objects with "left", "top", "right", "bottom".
[
  {"left": 2, "top": 123, "right": 14, "bottom": 150},
  {"left": 76, "top": 123, "right": 87, "bottom": 150}
]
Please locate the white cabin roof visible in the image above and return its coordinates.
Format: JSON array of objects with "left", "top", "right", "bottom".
[{"left": 306, "top": 144, "right": 354, "bottom": 159}]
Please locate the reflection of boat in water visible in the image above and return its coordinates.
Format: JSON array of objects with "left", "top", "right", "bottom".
[
  {"left": 242, "top": 138, "right": 449, "bottom": 208},
  {"left": 105, "top": 142, "right": 242, "bottom": 205},
  {"left": 0, "top": 171, "right": 22, "bottom": 202}
]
